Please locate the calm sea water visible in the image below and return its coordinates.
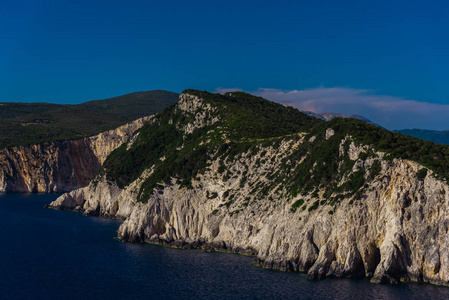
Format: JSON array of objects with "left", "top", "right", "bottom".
[{"left": 0, "top": 193, "right": 448, "bottom": 300}]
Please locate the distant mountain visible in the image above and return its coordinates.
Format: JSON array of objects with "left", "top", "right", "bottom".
[
  {"left": 394, "top": 129, "right": 449, "bottom": 145},
  {"left": 302, "top": 111, "right": 384, "bottom": 128},
  {"left": 0, "top": 90, "right": 179, "bottom": 148},
  {"left": 73, "top": 90, "right": 179, "bottom": 120}
]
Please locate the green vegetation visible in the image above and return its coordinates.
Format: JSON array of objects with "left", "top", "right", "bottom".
[
  {"left": 0, "top": 90, "right": 178, "bottom": 148},
  {"left": 184, "top": 90, "right": 321, "bottom": 139},
  {"left": 327, "top": 118, "right": 449, "bottom": 181},
  {"left": 290, "top": 199, "right": 305, "bottom": 213},
  {"left": 99, "top": 89, "right": 449, "bottom": 205},
  {"left": 416, "top": 168, "right": 428, "bottom": 181},
  {"left": 101, "top": 90, "right": 320, "bottom": 202},
  {"left": 308, "top": 200, "right": 320, "bottom": 211},
  {"left": 101, "top": 101, "right": 214, "bottom": 198},
  {"left": 277, "top": 117, "right": 449, "bottom": 208},
  {"left": 369, "top": 160, "right": 382, "bottom": 180},
  {"left": 206, "top": 191, "right": 218, "bottom": 199},
  {"left": 342, "top": 170, "right": 365, "bottom": 194},
  {"left": 74, "top": 90, "right": 178, "bottom": 120}
]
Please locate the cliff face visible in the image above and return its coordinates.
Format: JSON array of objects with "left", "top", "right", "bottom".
[
  {"left": 0, "top": 116, "right": 151, "bottom": 192},
  {"left": 49, "top": 139, "right": 449, "bottom": 286},
  {"left": 47, "top": 91, "right": 449, "bottom": 285}
]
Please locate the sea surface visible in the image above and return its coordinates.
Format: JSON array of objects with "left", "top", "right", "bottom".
[{"left": 0, "top": 193, "right": 448, "bottom": 300}]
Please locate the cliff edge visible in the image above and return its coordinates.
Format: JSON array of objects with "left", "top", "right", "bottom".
[
  {"left": 48, "top": 90, "right": 449, "bottom": 285},
  {"left": 0, "top": 116, "right": 151, "bottom": 192}
]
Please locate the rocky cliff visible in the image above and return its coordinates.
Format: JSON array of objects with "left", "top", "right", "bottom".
[
  {"left": 48, "top": 90, "right": 449, "bottom": 285},
  {"left": 0, "top": 116, "right": 152, "bottom": 192}
]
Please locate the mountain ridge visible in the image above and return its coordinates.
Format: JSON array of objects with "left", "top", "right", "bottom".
[
  {"left": 0, "top": 90, "right": 177, "bottom": 192},
  {"left": 395, "top": 128, "right": 449, "bottom": 145},
  {"left": 0, "top": 90, "right": 178, "bottom": 148},
  {"left": 48, "top": 90, "right": 449, "bottom": 286},
  {"left": 302, "top": 110, "right": 385, "bottom": 128},
  {"left": 0, "top": 116, "right": 152, "bottom": 192}
]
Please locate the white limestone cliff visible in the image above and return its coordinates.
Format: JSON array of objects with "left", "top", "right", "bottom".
[
  {"left": 47, "top": 91, "right": 449, "bottom": 286},
  {"left": 48, "top": 140, "right": 449, "bottom": 286},
  {"left": 0, "top": 116, "right": 151, "bottom": 192}
]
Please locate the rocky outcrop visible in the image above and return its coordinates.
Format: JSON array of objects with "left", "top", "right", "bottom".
[
  {"left": 0, "top": 116, "right": 151, "bottom": 192},
  {"left": 48, "top": 141, "right": 449, "bottom": 286},
  {"left": 47, "top": 91, "right": 449, "bottom": 286}
]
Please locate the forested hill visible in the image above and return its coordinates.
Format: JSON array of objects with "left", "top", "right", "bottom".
[
  {"left": 0, "top": 90, "right": 178, "bottom": 148},
  {"left": 100, "top": 89, "right": 322, "bottom": 199},
  {"left": 100, "top": 89, "right": 449, "bottom": 203},
  {"left": 51, "top": 89, "right": 449, "bottom": 285}
]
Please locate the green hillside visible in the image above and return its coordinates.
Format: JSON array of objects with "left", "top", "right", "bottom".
[
  {"left": 100, "top": 90, "right": 321, "bottom": 198},
  {"left": 74, "top": 90, "right": 178, "bottom": 119},
  {"left": 0, "top": 90, "right": 179, "bottom": 148},
  {"left": 100, "top": 90, "right": 449, "bottom": 205}
]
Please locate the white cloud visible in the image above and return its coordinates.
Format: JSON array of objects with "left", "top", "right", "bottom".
[{"left": 215, "top": 87, "right": 449, "bottom": 130}]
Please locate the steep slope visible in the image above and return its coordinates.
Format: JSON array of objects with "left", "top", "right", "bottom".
[
  {"left": 395, "top": 128, "right": 449, "bottom": 146},
  {"left": 49, "top": 90, "right": 449, "bottom": 285},
  {"left": 0, "top": 116, "right": 152, "bottom": 192},
  {"left": 0, "top": 90, "right": 178, "bottom": 148}
]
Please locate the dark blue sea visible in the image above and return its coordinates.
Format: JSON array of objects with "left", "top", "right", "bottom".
[{"left": 0, "top": 194, "right": 448, "bottom": 299}]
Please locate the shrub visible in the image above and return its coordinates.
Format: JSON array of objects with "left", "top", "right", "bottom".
[
  {"left": 291, "top": 189, "right": 302, "bottom": 198},
  {"left": 369, "top": 160, "right": 382, "bottom": 180},
  {"left": 218, "top": 165, "right": 226, "bottom": 174},
  {"left": 290, "top": 199, "right": 304, "bottom": 212},
  {"left": 207, "top": 192, "right": 218, "bottom": 199},
  {"left": 308, "top": 200, "right": 319, "bottom": 211},
  {"left": 416, "top": 168, "right": 428, "bottom": 181}
]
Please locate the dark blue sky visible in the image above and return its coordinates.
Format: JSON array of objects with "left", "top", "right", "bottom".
[{"left": 1, "top": 0, "right": 448, "bottom": 129}]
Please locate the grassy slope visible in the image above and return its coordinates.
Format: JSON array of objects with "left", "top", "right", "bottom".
[
  {"left": 0, "top": 90, "right": 179, "bottom": 148},
  {"left": 281, "top": 118, "right": 449, "bottom": 205},
  {"left": 100, "top": 90, "right": 321, "bottom": 199},
  {"left": 74, "top": 90, "right": 178, "bottom": 120},
  {"left": 101, "top": 90, "right": 449, "bottom": 205}
]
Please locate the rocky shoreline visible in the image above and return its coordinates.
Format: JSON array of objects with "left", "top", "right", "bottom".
[
  {"left": 47, "top": 154, "right": 449, "bottom": 286},
  {"left": 45, "top": 91, "right": 449, "bottom": 286}
]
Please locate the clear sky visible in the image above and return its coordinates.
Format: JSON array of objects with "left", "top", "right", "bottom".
[{"left": 1, "top": 0, "right": 448, "bottom": 129}]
